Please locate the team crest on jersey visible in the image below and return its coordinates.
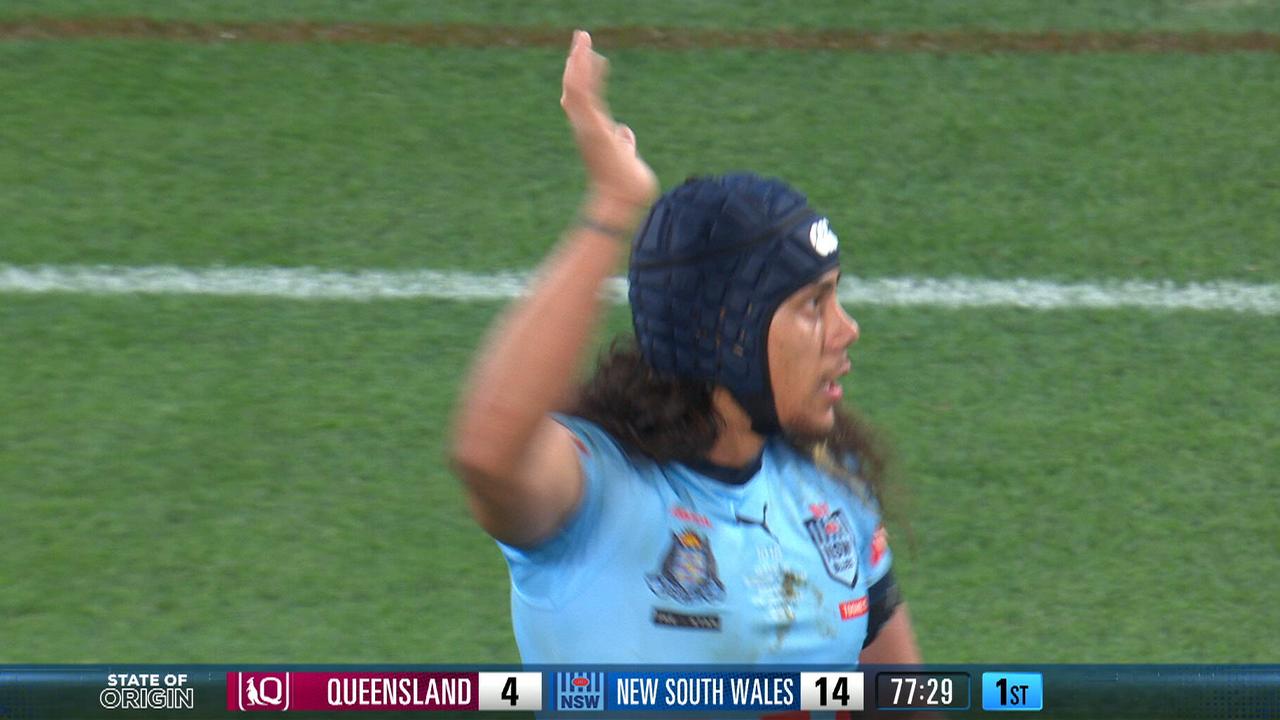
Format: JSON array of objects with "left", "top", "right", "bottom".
[
  {"left": 647, "top": 530, "right": 726, "bottom": 604},
  {"left": 804, "top": 506, "right": 859, "bottom": 587}
]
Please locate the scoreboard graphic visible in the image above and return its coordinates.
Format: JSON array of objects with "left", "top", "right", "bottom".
[{"left": 0, "top": 665, "right": 1277, "bottom": 717}]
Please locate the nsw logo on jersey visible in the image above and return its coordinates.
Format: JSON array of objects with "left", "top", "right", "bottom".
[
  {"left": 804, "top": 505, "right": 859, "bottom": 587},
  {"left": 647, "top": 529, "right": 726, "bottom": 604}
]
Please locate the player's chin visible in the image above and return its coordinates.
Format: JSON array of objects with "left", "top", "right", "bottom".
[{"left": 784, "top": 406, "right": 837, "bottom": 437}]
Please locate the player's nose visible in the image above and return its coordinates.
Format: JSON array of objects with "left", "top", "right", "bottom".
[{"left": 830, "top": 304, "right": 859, "bottom": 349}]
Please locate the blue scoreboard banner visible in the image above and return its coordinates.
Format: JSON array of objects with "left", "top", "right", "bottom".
[
  {"left": 553, "top": 670, "right": 804, "bottom": 713},
  {"left": 0, "top": 664, "right": 1278, "bottom": 718}
]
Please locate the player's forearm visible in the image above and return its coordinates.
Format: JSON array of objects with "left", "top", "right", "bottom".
[
  {"left": 451, "top": 197, "right": 640, "bottom": 481},
  {"left": 860, "top": 604, "right": 923, "bottom": 665}
]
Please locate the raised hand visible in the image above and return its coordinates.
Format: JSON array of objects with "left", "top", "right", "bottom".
[{"left": 560, "top": 30, "right": 659, "bottom": 222}]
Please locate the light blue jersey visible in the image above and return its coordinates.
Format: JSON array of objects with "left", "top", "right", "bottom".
[{"left": 499, "top": 415, "right": 894, "bottom": 664}]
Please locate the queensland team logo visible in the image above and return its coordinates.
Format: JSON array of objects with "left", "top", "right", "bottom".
[
  {"left": 233, "top": 672, "right": 291, "bottom": 712},
  {"left": 647, "top": 530, "right": 725, "bottom": 603},
  {"left": 804, "top": 505, "right": 859, "bottom": 587}
]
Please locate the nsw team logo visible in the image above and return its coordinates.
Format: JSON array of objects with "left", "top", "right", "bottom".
[
  {"left": 555, "top": 672, "right": 605, "bottom": 711},
  {"left": 234, "top": 672, "right": 291, "bottom": 712},
  {"left": 647, "top": 530, "right": 726, "bottom": 604},
  {"left": 804, "top": 506, "right": 859, "bottom": 587}
]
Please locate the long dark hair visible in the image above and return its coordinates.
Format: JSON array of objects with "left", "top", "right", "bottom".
[{"left": 568, "top": 339, "right": 897, "bottom": 512}]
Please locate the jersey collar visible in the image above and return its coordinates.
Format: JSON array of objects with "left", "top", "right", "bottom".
[{"left": 681, "top": 450, "right": 765, "bottom": 486}]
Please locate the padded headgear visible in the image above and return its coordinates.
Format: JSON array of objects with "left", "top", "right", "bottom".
[{"left": 629, "top": 173, "right": 841, "bottom": 434}]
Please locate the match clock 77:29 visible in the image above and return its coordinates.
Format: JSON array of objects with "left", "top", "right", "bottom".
[{"left": 874, "top": 672, "right": 971, "bottom": 710}]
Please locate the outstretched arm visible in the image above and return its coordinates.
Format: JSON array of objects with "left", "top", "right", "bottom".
[{"left": 450, "top": 31, "right": 658, "bottom": 548}]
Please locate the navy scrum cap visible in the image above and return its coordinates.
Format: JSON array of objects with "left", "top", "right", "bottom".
[{"left": 628, "top": 173, "right": 841, "bottom": 434}]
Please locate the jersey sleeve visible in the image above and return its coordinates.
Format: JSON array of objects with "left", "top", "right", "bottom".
[
  {"left": 864, "top": 514, "right": 893, "bottom": 587},
  {"left": 833, "top": 452, "right": 893, "bottom": 585},
  {"left": 829, "top": 463, "right": 902, "bottom": 648},
  {"left": 852, "top": 485, "right": 902, "bottom": 648},
  {"left": 495, "top": 414, "right": 636, "bottom": 607}
]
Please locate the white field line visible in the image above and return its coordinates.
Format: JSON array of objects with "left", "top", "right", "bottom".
[{"left": 1, "top": 263, "right": 1278, "bottom": 314}]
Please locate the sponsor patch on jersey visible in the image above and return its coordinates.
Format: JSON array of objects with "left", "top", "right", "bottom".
[
  {"left": 839, "top": 596, "right": 870, "bottom": 621},
  {"left": 804, "top": 508, "right": 859, "bottom": 587},
  {"left": 672, "top": 506, "right": 712, "bottom": 528},
  {"left": 652, "top": 608, "right": 721, "bottom": 631},
  {"left": 870, "top": 524, "right": 889, "bottom": 567},
  {"left": 646, "top": 529, "right": 726, "bottom": 604}
]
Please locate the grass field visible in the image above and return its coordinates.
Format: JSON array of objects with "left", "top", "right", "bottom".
[
  {"left": 4, "top": 0, "right": 1280, "bottom": 31},
  {"left": 1, "top": 2, "right": 1278, "bottom": 666}
]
